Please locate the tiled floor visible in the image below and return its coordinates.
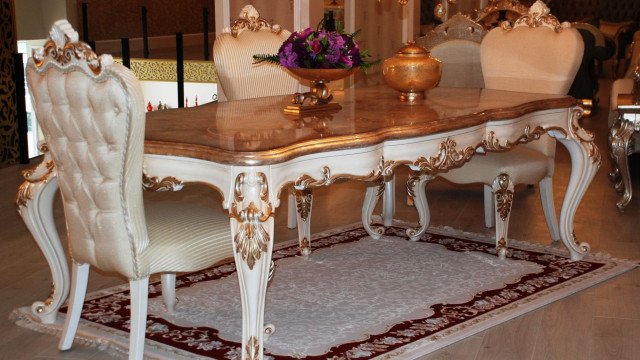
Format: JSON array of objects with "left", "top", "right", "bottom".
[{"left": 1, "top": 79, "right": 639, "bottom": 359}]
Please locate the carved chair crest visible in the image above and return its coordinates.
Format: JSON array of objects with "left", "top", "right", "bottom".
[
  {"left": 416, "top": 13, "right": 486, "bottom": 50},
  {"left": 226, "top": 5, "right": 283, "bottom": 38},
  {"left": 32, "top": 19, "right": 111, "bottom": 75},
  {"left": 503, "top": 0, "right": 569, "bottom": 32},
  {"left": 474, "top": 0, "right": 528, "bottom": 29}
]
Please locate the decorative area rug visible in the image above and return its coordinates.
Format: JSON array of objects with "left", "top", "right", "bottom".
[{"left": 13, "top": 223, "right": 637, "bottom": 360}]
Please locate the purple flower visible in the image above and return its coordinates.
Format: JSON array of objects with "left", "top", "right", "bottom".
[
  {"left": 279, "top": 43, "right": 299, "bottom": 68},
  {"left": 307, "top": 39, "right": 322, "bottom": 57},
  {"left": 266, "top": 27, "right": 373, "bottom": 70}
]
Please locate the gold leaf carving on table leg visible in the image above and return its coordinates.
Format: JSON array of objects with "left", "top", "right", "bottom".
[
  {"left": 229, "top": 173, "right": 274, "bottom": 270},
  {"left": 568, "top": 107, "right": 602, "bottom": 165},
  {"left": 245, "top": 335, "right": 260, "bottom": 360},
  {"left": 299, "top": 237, "right": 310, "bottom": 254},
  {"left": 494, "top": 173, "right": 513, "bottom": 221},
  {"left": 294, "top": 189, "right": 313, "bottom": 222},
  {"left": 496, "top": 237, "right": 507, "bottom": 256}
]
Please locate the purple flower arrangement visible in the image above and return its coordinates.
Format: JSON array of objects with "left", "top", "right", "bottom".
[{"left": 253, "top": 28, "right": 376, "bottom": 72}]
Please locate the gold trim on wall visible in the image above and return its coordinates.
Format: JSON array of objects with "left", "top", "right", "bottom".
[{"left": 113, "top": 58, "right": 218, "bottom": 83}]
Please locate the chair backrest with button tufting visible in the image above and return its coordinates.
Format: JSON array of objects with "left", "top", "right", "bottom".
[{"left": 26, "top": 20, "right": 147, "bottom": 279}]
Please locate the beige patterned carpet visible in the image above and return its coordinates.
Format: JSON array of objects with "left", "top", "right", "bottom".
[{"left": 12, "top": 223, "right": 637, "bottom": 360}]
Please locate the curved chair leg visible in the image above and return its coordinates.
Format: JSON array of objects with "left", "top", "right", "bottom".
[
  {"left": 362, "top": 179, "right": 386, "bottom": 239},
  {"left": 294, "top": 189, "right": 313, "bottom": 256},
  {"left": 406, "top": 173, "right": 433, "bottom": 241},
  {"left": 161, "top": 273, "right": 177, "bottom": 314},
  {"left": 492, "top": 174, "right": 514, "bottom": 260},
  {"left": 483, "top": 184, "right": 495, "bottom": 228},
  {"left": 129, "top": 277, "right": 150, "bottom": 360},
  {"left": 59, "top": 262, "right": 90, "bottom": 351},
  {"left": 539, "top": 176, "right": 560, "bottom": 241},
  {"left": 287, "top": 192, "right": 297, "bottom": 229},
  {"left": 382, "top": 175, "right": 396, "bottom": 227}
]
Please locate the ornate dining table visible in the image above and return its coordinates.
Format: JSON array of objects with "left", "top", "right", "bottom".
[{"left": 17, "top": 85, "right": 600, "bottom": 359}]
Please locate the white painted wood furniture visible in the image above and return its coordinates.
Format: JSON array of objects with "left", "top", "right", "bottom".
[
  {"left": 22, "top": 21, "right": 234, "bottom": 360},
  {"left": 410, "top": 2, "right": 584, "bottom": 259},
  {"left": 18, "top": 42, "right": 599, "bottom": 360}
]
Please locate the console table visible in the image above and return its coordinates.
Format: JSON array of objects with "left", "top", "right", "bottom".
[
  {"left": 609, "top": 93, "right": 640, "bottom": 210},
  {"left": 16, "top": 85, "right": 600, "bottom": 359}
]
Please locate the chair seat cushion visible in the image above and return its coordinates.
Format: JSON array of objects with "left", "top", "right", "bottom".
[
  {"left": 440, "top": 146, "right": 549, "bottom": 185},
  {"left": 142, "top": 201, "right": 234, "bottom": 275}
]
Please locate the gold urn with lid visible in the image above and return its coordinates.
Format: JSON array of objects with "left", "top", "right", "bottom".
[{"left": 383, "top": 41, "right": 442, "bottom": 102}]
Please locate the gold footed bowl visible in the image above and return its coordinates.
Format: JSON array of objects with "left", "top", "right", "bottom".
[
  {"left": 285, "top": 68, "right": 355, "bottom": 115},
  {"left": 383, "top": 41, "right": 442, "bottom": 103}
]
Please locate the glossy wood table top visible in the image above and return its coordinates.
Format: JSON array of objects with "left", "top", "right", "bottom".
[{"left": 144, "top": 85, "right": 576, "bottom": 166}]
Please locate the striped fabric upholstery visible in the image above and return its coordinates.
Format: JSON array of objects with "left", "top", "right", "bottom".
[
  {"left": 27, "top": 21, "right": 233, "bottom": 280},
  {"left": 213, "top": 28, "right": 298, "bottom": 101}
]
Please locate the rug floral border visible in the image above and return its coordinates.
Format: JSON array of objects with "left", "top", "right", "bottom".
[{"left": 60, "top": 225, "right": 619, "bottom": 360}]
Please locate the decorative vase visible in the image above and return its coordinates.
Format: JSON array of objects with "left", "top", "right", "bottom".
[
  {"left": 284, "top": 68, "right": 356, "bottom": 115},
  {"left": 383, "top": 41, "right": 442, "bottom": 103}
]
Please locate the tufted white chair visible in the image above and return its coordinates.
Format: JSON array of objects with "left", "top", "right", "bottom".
[
  {"left": 27, "top": 20, "right": 233, "bottom": 360},
  {"left": 423, "top": 2, "right": 583, "bottom": 258},
  {"left": 213, "top": 5, "right": 303, "bottom": 234}
]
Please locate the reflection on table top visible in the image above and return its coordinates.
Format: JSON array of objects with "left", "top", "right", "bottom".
[{"left": 144, "top": 85, "right": 576, "bottom": 165}]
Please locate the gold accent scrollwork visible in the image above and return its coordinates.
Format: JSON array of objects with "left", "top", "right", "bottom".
[
  {"left": 142, "top": 173, "right": 184, "bottom": 192},
  {"left": 294, "top": 189, "right": 313, "bottom": 222},
  {"left": 16, "top": 144, "right": 56, "bottom": 208},
  {"left": 506, "top": 0, "right": 564, "bottom": 32},
  {"left": 229, "top": 173, "right": 274, "bottom": 270},
  {"left": 300, "top": 237, "right": 310, "bottom": 253},
  {"left": 413, "top": 138, "right": 476, "bottom": 173},
  {"left": 245, "top": 335, "right": 260, "bottom": 360},
  {"left": 230, "top": 5, "right": 282, "bottom": 38},
  {"left": 496, "top": 237, "right": 507, "bottom": 253},
  {"left": 33, "top": 21, "right": 104, "bottom": 74},
  {"left": 294, "top": 164, "right": 384, "bottom": 189},
  {"left": 568, "top": 107, "right": 601, "bottom": 165},
  {"left": 494, "top": 173, "right": 513, "bottom": 221},
  {"left": 483, "top": 125, "right": 567, "bottom": 152},
  {"left": 294, "top": 166, "right": 332, "bottom": 188}
]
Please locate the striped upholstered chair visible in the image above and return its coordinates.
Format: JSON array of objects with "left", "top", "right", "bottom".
[
  {"left": 419, "top": 1, "right": 583, "bottom": 259},
  {"left": 213, "top": 5, "right": 298, "bottom": 101},
  {"left": 27, "top": 20, "right": 233, "bottom": 359}
]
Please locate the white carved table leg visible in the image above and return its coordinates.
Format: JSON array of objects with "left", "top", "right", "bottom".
[
  {"left": 294, "top": 189, "right": 312, "bottom": 256},
  {"left": 16, "top": 147, "right": 69, "bottom": 324},
  {"left": 492, "top": 173, "right": 514, "bottom": 260},
  {"left": 228, "top": 171, "right": 275, "bottom": 360},
  {"left": 608, "top": 114, "right": 635, "bottom": 211},
  {"left": 406, "top": 172, "right": 433, "bottom": 241},
  {"left": 551, "top": 108, "right": 601, "bottom": 261},
  {"left": 362, "top": 178, "right": 386, "bottom": 239}
]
